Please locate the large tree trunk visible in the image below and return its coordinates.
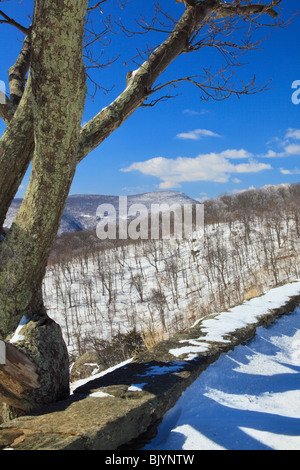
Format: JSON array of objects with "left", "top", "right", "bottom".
[
  {"left": 0, "top": 0, "right": 281, "bottom": 421},
  {"left": 0, "top": 0, "right": 203, "bottom": 420},
  {"left": 0, "top": 74, "right": 33, "bottom": 234},
  {"left": 0, "top": 1, "right": 204, "bottom": 337},
  {"left": 0, "top": 0, "right": 88, "bottom": 419}
]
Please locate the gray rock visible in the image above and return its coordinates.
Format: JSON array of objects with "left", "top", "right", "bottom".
[
  {"left": 3, "top": 314, "right": 69, "bottom": 419},
  {"left": 70, "top": 350, "right": 105, "bottom": 382}
]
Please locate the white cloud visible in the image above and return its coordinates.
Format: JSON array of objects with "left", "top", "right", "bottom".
[
  {"left": 235, "top": 161, "right": 271, "bottom": 173},
  {"left": 285, "top": 128, "right": 300, "bottom": 140},
  {"left": 183, "top": 109, "right": 209, "bottom": 116},
  {"left": 176, "top": 129, "right": 221, "bottom": 140},
  {"left": 280, "top": 167, "right": 300, "bottom": 175},
  {"left": 219, "top": 149, "right": 253, "bottom": 159},
  {"left": 284, "top": 144, "right": 300, "bottom": 155},
  {"left": 121, "top": 151, "right": 271, "bottom": 189},
  {"left": 159, "top": 180, "right": 181, "bottom": 189},
  {"left": 263, "top": 149, "right": 285, "bottom": 158},
  {"left": 122, "top": 126, "right": 300, "bottom": 190},
  {"left": 265, "top": 128, "right": 300, "bottom": 157},
  {"left": 261, "top": 145, "right": 300, "bottom": 159},
  {"left": 121, "top": 185, "right": 152, "bottom": 194}
]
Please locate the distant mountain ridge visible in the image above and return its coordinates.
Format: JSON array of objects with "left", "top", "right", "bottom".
[{"left": 4, "top": 191, "right": 200, "bottom": 236}]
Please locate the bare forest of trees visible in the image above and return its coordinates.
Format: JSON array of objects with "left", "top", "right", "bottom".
[{"left": 44, "top": 183, "right": 300, "bottom": 364}]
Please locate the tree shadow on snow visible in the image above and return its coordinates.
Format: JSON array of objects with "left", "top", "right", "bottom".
[{"left": 146, "top": 312, "right": 300, "bottom": 450}]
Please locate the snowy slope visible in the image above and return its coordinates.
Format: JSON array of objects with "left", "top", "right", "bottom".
[
  {"left": 68, "top": 280, "right": 300, "bottom": 451},
  {"left": 144, "top": 302, "right": 300, "bottom": 451},
  {"left": 43, "top": 214, "right": 300, "bottom": 358}
]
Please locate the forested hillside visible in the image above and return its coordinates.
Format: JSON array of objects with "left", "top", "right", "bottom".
[{"left": 43, "top": 183, "right": 300, "bottom": 363}]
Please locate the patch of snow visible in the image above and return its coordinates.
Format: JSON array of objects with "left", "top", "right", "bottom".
[
  {"left": 128, "top": 383, "right": 148, "bottom": 392},
  {"left": 144, "top": 306, "right": 300, "bottom": 451},
  {"left": 9, "top": 315, "right": 30, "bottom": 344},
  {"left": 89, "top": 390, "right": 114, "bottom": 398},
  {"left": 168, "top": 280, "right": 300, "bottom": 359},
  {"left": 70, "top": 357, "right": 133, "bottom": 393},
  {"left": 169, "top": 340, "right": 210, "bottom": 358}
]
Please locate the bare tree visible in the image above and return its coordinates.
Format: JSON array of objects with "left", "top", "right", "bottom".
[
  {"left": 130, "top": 272, "right": 144, "bottom": 303},
  {"left": 150, "top": 288, "right": 168, "bottom": 332}
]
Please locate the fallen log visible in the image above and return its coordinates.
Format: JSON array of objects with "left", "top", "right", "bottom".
[{"left": 0, "top": 342, "right": 40, "bottom": 410}]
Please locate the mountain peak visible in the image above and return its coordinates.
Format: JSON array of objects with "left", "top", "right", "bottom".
[{"left": 5, "top": 190, "right": 199, "bottom": 235}]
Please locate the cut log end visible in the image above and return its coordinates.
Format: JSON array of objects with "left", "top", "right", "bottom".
[{"left": 0, "top": 342, "right": 40, "bottom": 411}]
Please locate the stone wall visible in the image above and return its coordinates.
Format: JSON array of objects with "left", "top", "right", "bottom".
[{"left": 0, "top": 292, "right": 300, "bottom": 450}]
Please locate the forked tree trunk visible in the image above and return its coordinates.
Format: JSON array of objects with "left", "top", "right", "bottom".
[
  {"left": 0, "top": 3, "right": 205, "bottom": 414},
  {"left": 0, "top": 0, "right": 281, "bottom": 420},
  {"left": 0, "top": 0, "right": 88, "bottom": 419}
]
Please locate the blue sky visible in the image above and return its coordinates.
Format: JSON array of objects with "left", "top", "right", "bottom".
[{"left": 0, "top": 0, "right": 300, "bottom": 202}]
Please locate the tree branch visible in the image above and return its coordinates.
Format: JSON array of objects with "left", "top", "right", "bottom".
[
  {"left": 76, "top": 4, "right": 211, "bottom": 163},
  {"left": 87, "top": 1, "right": 107, "bottom": 13},
  {"left": 0, "top": 9, "right": 29, "bottom": 34},
  {"left": 77, "top": 0, "right": 281, "bottom": 164},
  {"left": 0, "top": 97, "right": 15, "bottom": 125},
  {"left": 0, "top": 74, "right": 34, "bottom": 233},
  {"left": 149, "top": 62, "right": 271, "bottom": 103},
  {"left": 214, "top": 1, "right": 280, "bottom": 19},
  {"left": 0, "top": 31, "right": 32, "bottom": 124},
  {"left": 8, "top": 33, "right": 31, "bottom": 106}
]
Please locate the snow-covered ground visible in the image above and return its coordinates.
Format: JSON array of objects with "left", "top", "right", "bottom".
[
  {"left": 144, "top": 305, "right": 300, "bottom": 451},
  {"left": 44, "top": 217, "right": 300, "bottom": 358},
  {"left": 39, "top": 192, "right": 300, "bottom": 450},
  {"left": 67, "top": 280, "right": 300, "bottom": 451}
]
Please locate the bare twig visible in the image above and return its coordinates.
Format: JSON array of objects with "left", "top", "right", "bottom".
[
  {"left": 0, "top": 9, "right": 29, "bottom": 34},
  {"left": 87, "top": 1, "right": 107, "bottom": 13},
  {"left": 148, "top": 61, "right": 271, "bottom": 104}
]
